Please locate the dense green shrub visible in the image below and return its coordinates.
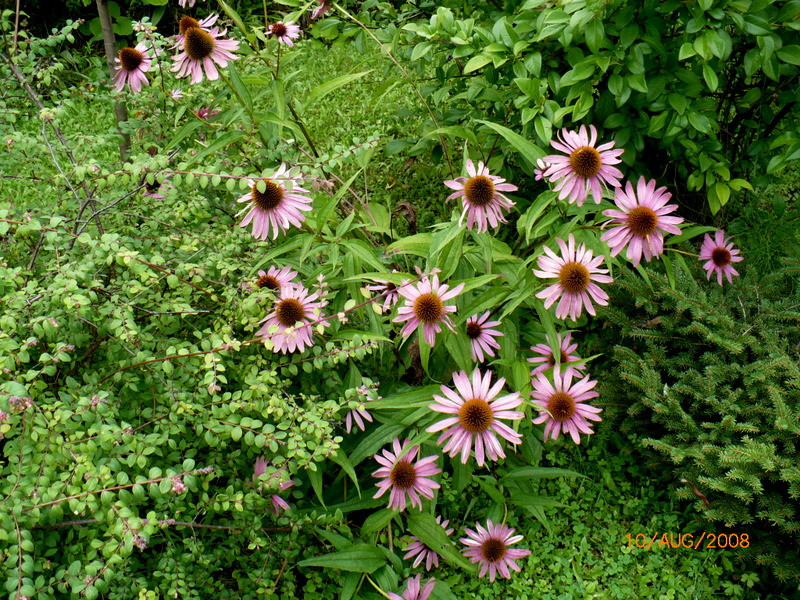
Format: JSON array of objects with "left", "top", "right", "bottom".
[
  {"left": 394, "top": 0, "right": 800, "bottom": 216},
  {"left": 599, "top": 261, "right": 800, "bottom": 582}
]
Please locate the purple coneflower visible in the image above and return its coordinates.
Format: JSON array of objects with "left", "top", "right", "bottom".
[
  {"left": 427, "top": 369, "right": 523, "bottom": 466},
  {"left": 699, "top": 230, "right": 743, "bottom": 285},
  {"left": 236, "top": 165, "right": 314, "bottom": 240},
  {"left": 461, "top": 520, "right": 531, "bottom": 582},
  {"left": 533, "top": 234, "right": 613, "bottom": 321},
  {"left": 600, "top": 176, "right": 684, "bottom": 267},
  {"left": 170, "top": 89, "right": 184, "bottom": 99},
  {"left": 403, "top": 516, "right": 454, "bottom": 570},
  {"left": 311, "top": 0, "right": 332, "bottom": 20},
  {"left": 444, "top": 159, "right": 517, "bottom": 232},
  {"left": 143, "top": 174, "right": 173, "bottom": 200},
  {"left": 542, "top": 124, "right": 624, "bottom": 206},
  {"left": 171, "top": 15, "right": 239, "bottom": 84},
  {"left": 256, "top": 284, "right": 327, "bottom": 354},
  {"left": 531, "top": 365, "right": 602, "bottom": 444},
  {"left": 528, "top": 332, "right": 584, "bottom": 378},
  {"left": 345, "top": 385, "right": 376, "bottom": 434},
  {"left": 534, "top": 158, "right": 549, "bottom": 181},
  {"left": 387, "top": 575, "right": 436, "bottom": 600},
  {"left": 178, "top": 0, "right": 204, "bottom": 7},
  {"left": 393, "top": 275, "right": 464, "bottom": 347},
  {"left": 465, "top": 312, "right": 503, "bottom": 363},
  {"left": 373, "top": 438, "right": 441, "bottom": 512},
  {"left": 254, "top": 266, "right": 298, "bottom": 292},
  {"left": 253, "top": 457, "right": 294, "bottom": 514},
  {"left": 367, "top": 271, "right": 401, "bottom": 313},
  {"left": 267, "top": 21, "right": 301, "bottom": 46},
  {"left": 113, "top": 43, "right": 152, "bottom": 93}
]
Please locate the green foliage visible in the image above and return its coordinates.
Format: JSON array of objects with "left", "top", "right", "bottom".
[
  {"left": 395, "top": 0, "right": 799, "bottom": 215},
  {"left": 599, "top": 261, "right": 800, "bottom": 582}
]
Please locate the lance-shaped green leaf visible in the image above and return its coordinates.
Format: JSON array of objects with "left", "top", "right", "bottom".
[
  {"left": 407, "top": 512, "right": 475, "bottom": 572},
  {"left": 297, "top": 544, "right": 386, "bottom": 573}
]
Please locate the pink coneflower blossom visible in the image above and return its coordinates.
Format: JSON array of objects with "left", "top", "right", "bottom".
[
  {"left": 112, "top": 43, "right": 152, "bottom": 93},
  {"left": 534, "top": 158, "right": 549, "bottom": 181},
  {"left": 196, "top": 107, "right": 220, "bottom": 120},
  {"left": 267, "top": 21, "right": 301, "bottom": 46},
  {"left": 403, "top": 516, "right": 454, "bottom": 570},
  {"left": 256, "top": 284, "right": 328, "bottom": 353},
  {"left": 600, "top": 177, "right": 684, "bottom": 267},
  {"left": 367, "top": 271, "right": 401, "bottom": 313},
  {"left": 393, "top": 275, "right": 464, "bottom": 347},
  {"left": 700, "top": 230, "right": 743, "bottom": 285},
  {"left": 178, "top": 0, "right": 204, "bottom": 7},
  {"left": 533, "top": 234, "right": 613, "bottom": 321},
  {"left": 373, "top": 438, "right": 441, "bottom": 512},
  {"left": 542, "top": 124, "right": 624, "bottom": 206},
  {"left": 427, "top": 369, "right": 523, "bottom": 466},
  {"left": 254, "top": 266, "right": 298, "bottom": 292},
  {"left": 236, "top": 166, "right": 313, "bottom": 240},
  {"left": 444, "top": 159, "right": 517, "bottom": 232},
  {"left": 171, "top": 16, "right": 239, "bottom": 84},
  {"left": 528, "top": 332, "right": 584, "bottom": 378},
  {"left": 387, "top": 575, "right": 436, "bottom": 600},
  {"left": 461, "top": 520, "right": 531, "bottom": 582},
  {"left": 311, "top": 0, "right": 332, "bottom": 20},
  {"left": 465, "top": 312, "right": 503, "bottom": 363},
  {"left": 170, "top": 89, "right": 183, "bottom": 99},
  {"left": 345, "top": 384, "right": 377, "bottom": 433},
  {"left": 253, "top": 457, "right": 295, "bottom": 513},
  {"left": 531, "top": 365, "right": 602, "bottom": 444},
  {"left": 143, "top": 174, "right": 173, "bottom": 200}
]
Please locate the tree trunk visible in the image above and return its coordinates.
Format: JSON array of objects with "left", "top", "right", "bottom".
[{"left": 95, "top": 0, "right": 131, "bottom": 161}]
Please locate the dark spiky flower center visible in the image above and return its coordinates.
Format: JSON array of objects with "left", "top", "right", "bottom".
[
  {"left": 179, "top": 16, "right": 200, "bottom": 35},
  {"left": 257, "top": 274, "right": 280, "bottom": 290},
  {"left": 547, "top": 349, "right": 571, "bottom": 367},
  {"left": 559, "top": 262, "right": 590, "bottom": 294},
  {"left": 389, "top": 460, "right": 416, "bottom": 489},
  {"left": 184, "top": 27, "right": 215, "bottom": 61},
  {"left": 626, "top": 206, "right": 659, "bottom": 237},
  {"left": 251, "top": 179, "right": 285, "bottom": 211},
  {"left": 463, "top": 175, "right": 495, "bottom": 207},
  {"left": 119, "top": 47, "right": 144, "bottom": 72},
  {"left": 466, "top": 321, "right": 482, "bottom": 339},
  {"left": 569, "top": 146, "right": 602, "bottom": 179},
  {"left": 711, "top": 247, "right": 731, "bottom": 267},
  {"left": 271, "top": 22, "right": 288, "bottom": 37},
  {"left": 547, "top": 392, "right": 576, "bottom": 422},
  {"left": 458, "top": 398, "right": 494, "bottom": 433},
  {"left": 480, "top": 538, "right": 507, "bottom": 563},
  {"left": 412, "top": 293, "right": 444, "bottom": 324},
  {"left": 276, "top": 298, "right": 305, "bottom": 327}
]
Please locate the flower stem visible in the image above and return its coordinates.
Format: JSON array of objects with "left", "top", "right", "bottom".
[{"left": 665, "top": 247, "right": 699, "bottom": 258}]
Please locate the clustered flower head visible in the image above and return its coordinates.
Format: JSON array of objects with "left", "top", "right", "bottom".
[
  {"left": 171, "top": 13, "right": 240, "bottom": 84},
  {"left": 256, "top": 283, "right": 328, "bottom": 353},
  {"left": 461, "top": 519, "right": 531, "bottom": 582},
  {"left": 541, "top": 124, "right": 624, "bottom": 206},
  {"left": 600, "top": 176, "right": 684, "bottom": 267},
  {"left": 267, "top": 21, "right": 301, "bottom": 46},
  {"left": 113, "top": 43, "right": 152, "bottom": 93},
  {"left": 700, "top": 229, "right": 743, "bottom": 285},
  {"left": 393, "top": 275, "right": 464, "bottom": 347},
  {"left": 465, "top": 311, "right": 503, "bottom": 363},
  {"left": 236, "top": 164, "right": 314, "bottom": 240},
  {"left": 372, "top": 438, "right": 441, "bottom": 512},
  {"left": 427, "top": 369, "right": 523, "bottom": 466},
  {"left": 534, "top": 234, "right": 613, "bottom": 321},
  {"left": 531, "top": 365, "right": 602, "bottom": 444},
  {"left": 388, "top": 575, "right": 436, "bottom": 600},
  {"left": 528, "top": 332, "right": 584, "bottom": 379},
  {"left": 444, "top": 159, "right": 517, "bottom": 232},
  {"left": 403, "top": 516, "right": 454, "bottom": 570}
]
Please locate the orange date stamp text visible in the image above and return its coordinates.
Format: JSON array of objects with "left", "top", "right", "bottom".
[{"left": 624, "top": 532, "right": 749, "bottom": 550}]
